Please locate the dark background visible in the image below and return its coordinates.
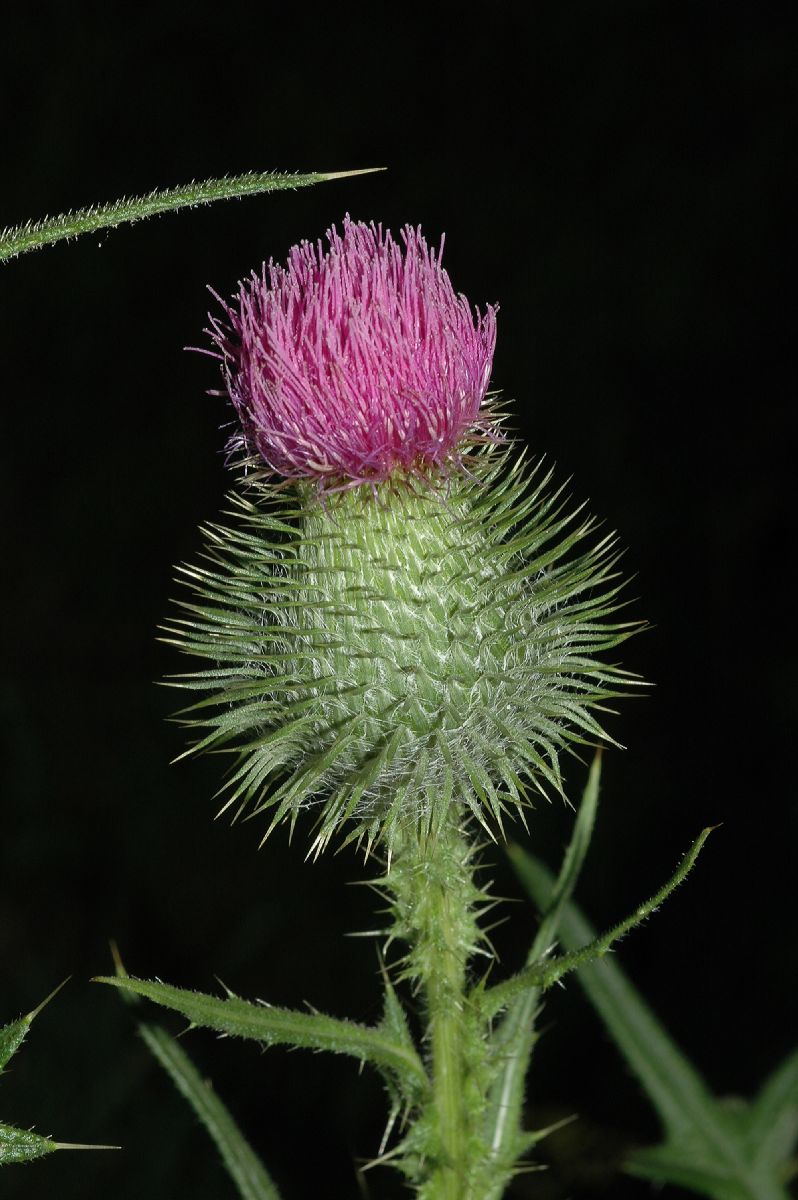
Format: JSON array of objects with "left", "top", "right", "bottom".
[{"left": 1, "top": 3, "right": 795, "bottom": 1197}]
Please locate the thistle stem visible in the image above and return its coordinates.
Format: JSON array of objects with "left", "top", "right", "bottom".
[
  {"left": 387, "top": 817, "right": 486, "bottom": 1200},
  {"left": 425, "top": 859, "right": 468, "bottom": 1199}
]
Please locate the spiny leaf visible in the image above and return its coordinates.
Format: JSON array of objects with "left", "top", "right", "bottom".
[
  {"left": 481, "top": 753, "right": 602, "bottom": 1194},
  {"left": 510, "top": 848, "right": 795, "bottom": 1200},
  {"left": 0, "top": 168, "right": 384, "bottom": 263},
  {"left": 0, "top": 1123, "right": 117, "bottom": 1167},
  {"left": 95, "top": 976, "right": 427, "bottom": 1095},
  {"left": 376, "top": 972, "right": 423, "bottom": 1101},
  {"left": 480, "top": 826, "right": 714, "bottom": 1019},
  {"left": 0, "top": 980, "right": 69, "bottom": 1072},
  {"left": 108, "top": 941, "right": 279, "bottom": 1197},
  {"left": 507, "top": 847, "right": 716, "bottom": 1140},
  {"left": 139, "top": 1022, "right": 281, "bottom": 1200},
  {"left": 0, "top": 1022, "right": 28, "bottom": 1075},
  {"left": 1, "top": 983, "right": 118, "bottom": 1168},
  {"left": 0, "top": 1123, "right": 58, "bottom": 1166}
]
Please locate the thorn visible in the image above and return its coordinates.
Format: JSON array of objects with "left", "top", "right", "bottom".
[
  {"left": 53, "top": 1142, "right": 122, "bottom": 1152},
  {"left": 320, "top": 167, "right": 387, "bottom": 181},
  {"left": 26, "top": 978, "right": 71, "bottom": 1024},
  {"left": 526, "top": 1111, "right": 579, "bottom": 1144},
  {"left": 214, "top": 975, "right": 238, "bottom": 999},
  {"left": 375, "top": 951, "right": 389, "bottom": 980},
  {"left": 109, "top": 940, "right": 128, "bottom": 979},
  {"left": 359, "top": 1139, "right": 407, "bottom": 1171}
]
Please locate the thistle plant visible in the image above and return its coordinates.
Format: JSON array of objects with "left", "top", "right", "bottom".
[
  {"left": 131, "top": 216, "right": 649, "bottom": 1198},
  {"left": 9, "top": 174, "right": 794, "bottom": 1199}
]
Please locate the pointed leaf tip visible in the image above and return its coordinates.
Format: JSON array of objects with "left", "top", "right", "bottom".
[
  {"left": 2, "top": 979, "right": 71, "bottom": 1074},
  {"left": 53, "top": 1142, "right": 122, "bottom": 1152},
  {"left": 26, "top": 977, "right": 71, "bottom": 1024},
  {"left": 319, "top": 167, "right": 387, "bottom": 180}
]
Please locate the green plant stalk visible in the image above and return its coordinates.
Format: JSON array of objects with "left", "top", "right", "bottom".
[
  {"left": 425, "top": 867, "right": 468, "bottom": 1200},
  {"left": 386, "top": 817, "right": 490, "bottom": 1200}
]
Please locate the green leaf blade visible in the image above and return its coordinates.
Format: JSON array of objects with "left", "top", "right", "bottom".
[
  {"left": 0, "top": 1019, "right": 28, "bottom": 1074},
  {"left": 140, "top": 1022, "right": 281, "bottom": 1200},
  {"left": 627, "top": 1141, "right": 790, "bottom": 1200},
  {"left": 1, "top": 981, "right": 69, "bottom": 1072},
  {"left": 0, "top": 168, "right": 384, "bottom": 263},
  {"left": 509, "top": 849, "right": 794, "bottom": 1200},
  {"left": 508, "top": 848, "right": 715, "bottom": 1141},
  {"left": 96, "top": 976, "right": 427, "bottom": 1094},
  {"left": 481, "top": 752, "right": 602, "bottom": 1196},
  {"left": 748, "top": 1046, "right": 798, "bottom": 1172},
  {"left": 527, "top": 749, "right": 602, "bottom": 963},
  {"left": 0, "top": 1123, "right": 57, "bottom": 1166},
  {"left": 485, "top": 826, "right": 714, "bottom": 1018}
]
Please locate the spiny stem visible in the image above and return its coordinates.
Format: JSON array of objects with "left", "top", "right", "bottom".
[
  {"left": 386, "top": 818, "right": 488, "bottom": 1200},
  {"left": 426, "top": 857, "right": 469, "bottom": 1200},
  {"left": 0, "top": 167, "right": 385, "bottom": 264}
]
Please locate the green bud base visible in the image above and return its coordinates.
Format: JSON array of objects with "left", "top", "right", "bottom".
[{"left": 167, "top": 446, "right": 636, "bottom": 855}]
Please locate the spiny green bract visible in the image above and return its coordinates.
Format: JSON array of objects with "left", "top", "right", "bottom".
[{"left": 165, "top": 446, "right": 637, "bottom": 852}]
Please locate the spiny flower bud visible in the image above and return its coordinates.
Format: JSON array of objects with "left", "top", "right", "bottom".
[{"left": 168, "top": 219, "right": 637, "bottom": 853}]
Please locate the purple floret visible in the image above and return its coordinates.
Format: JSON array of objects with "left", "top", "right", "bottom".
[{"left": 210, "top": 216, "right": 498, "bottom": 489}]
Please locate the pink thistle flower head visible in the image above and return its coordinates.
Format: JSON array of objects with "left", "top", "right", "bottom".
[{"left": 210, "top": 216, "right": 498, "bottom": 490}]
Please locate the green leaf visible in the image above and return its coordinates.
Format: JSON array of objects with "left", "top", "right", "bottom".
[
  {"left": 0, "top": 168, "right": 383, "bottom": 263},
  {"left": 139, "top": 1022, "right": 281, "bottom": 1200},
  {"left": 1, "top": 983, "right": 119, "bottom": 1168},
  {"left": 747, "top": 1046, "right": 798, "bottom": 1173},
  {"left": 626, "top": 1141, "right": 774, "bottom": 1200},
  {"left": 525, "top": 750, "right": 602, "bottom": 964},
  {"left": 376, "top": 972, "right": 423, "bottom": 1097},
  {"left": 0, "top": 1123, "right": 58, "bottom": 1166},
  {"left": 0, "top": 1125, "right": 116, "bottom": 1167},
  {"left": 0, "top": 980, "right": 69, "bottom": 1072},
  {"left": 509, "top": 848, "right": 721, "bottom": 1140},
  {"left": 482, "top": 825, "right": 714, "bottom": 1018},
  {"left": 0, "top": 1020, "right": 28, "bottom": 1075},
  {"left": 95, "top": 976, "right": 427, "bottom": 1098},
  {"left": 510, "top": 849, "right": 795, "bottom": 1200},
  {"left": 481, "top": 752, "right": 602, "bottom": 1196}
]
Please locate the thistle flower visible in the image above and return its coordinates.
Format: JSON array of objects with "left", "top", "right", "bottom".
[
  {"left": 169, "top": 219, "right": 637, "bottom": 853},
  {"left": 209, "top": 216, "right": 498, "bottom": 489}
]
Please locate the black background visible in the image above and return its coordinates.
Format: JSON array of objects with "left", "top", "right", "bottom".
[{"left": 1, "top": 4, "right": 795, "bottom": 1198}]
